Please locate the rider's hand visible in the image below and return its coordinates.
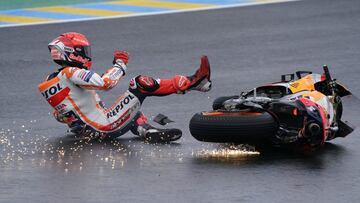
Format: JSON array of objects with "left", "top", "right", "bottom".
[
  {"left": 113, "top": 50, "right": 129, "bottom": 65},
  {"left": 53, "top": 110, "right": 65, "bottom": 123},
  {"left": 53, "top": 110, "right": 76, "bottom": 124}
]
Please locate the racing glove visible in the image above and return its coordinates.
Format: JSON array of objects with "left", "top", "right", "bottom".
[
  {"left": 112, "top": 50, "right": 129, "bottom": 77},
  {"left": 53, "top": 110, "right": 77, "bottom": 124},
  {"left": 113, "top": 50, "right": 129, "bottom": 65}
]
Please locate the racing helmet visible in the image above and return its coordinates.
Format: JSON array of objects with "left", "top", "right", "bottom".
[{"left": 48, "top": 32, "right": 92, "bottom": 69}]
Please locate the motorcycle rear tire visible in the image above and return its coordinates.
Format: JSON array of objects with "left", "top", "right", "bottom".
[{"left": 189, "top": 111, "right": 278, "bottom": 143}]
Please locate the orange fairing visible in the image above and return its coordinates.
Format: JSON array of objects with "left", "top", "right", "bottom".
[
  {"left": 289, "top": 75, "right": 315, "bottom": 93},
  {"left": 302, "top": 91, "right": 325, "bottom": 102},
  {"left": 202, "top": 111, "right": 262, "bottom": 116}
]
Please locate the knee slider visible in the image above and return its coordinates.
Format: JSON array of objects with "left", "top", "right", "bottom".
[{"left": 131, "top": 75, "right": 160, "bottom": 92}]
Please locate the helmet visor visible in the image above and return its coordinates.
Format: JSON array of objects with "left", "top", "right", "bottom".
[
  {"left": 73, "top": 45, "right": 91, "bottom": 60},
  {"left": 83, "top": 46, "right": 92, "bottom": 60}
]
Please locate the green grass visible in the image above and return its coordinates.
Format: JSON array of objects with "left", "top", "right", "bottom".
[{"left": 0, "top": 0, "right": 119, "bottom": 10}]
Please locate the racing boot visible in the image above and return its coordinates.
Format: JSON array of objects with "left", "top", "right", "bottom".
[
  {"left": 132, "top": 112, "right": 182, "bottom": 142},
  {"left": 137, "top": 123, "right": 182, "bottom": 142},
  {"left": 187, "top": 55, "right": 212, "bottom": 92}
]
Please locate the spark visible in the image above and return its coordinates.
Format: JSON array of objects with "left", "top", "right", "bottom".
[{"left": 196, "top": 144, "right": 260, "bottom": 160}]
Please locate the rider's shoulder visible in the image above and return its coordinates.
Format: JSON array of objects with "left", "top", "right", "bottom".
[
  {"left": 45, "top": 72, "right": 59, "bottom": 81},
  {"left": 59, "top": 67, "right": 81, "bottom": 78}
]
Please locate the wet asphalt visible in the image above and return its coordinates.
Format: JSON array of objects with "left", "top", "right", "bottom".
[{"left": 1, "top": 0, "right": 360, "bottom": 202}]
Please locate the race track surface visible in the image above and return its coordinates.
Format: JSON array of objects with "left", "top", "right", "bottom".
[{"left": 1, "top": 0, "right": 360, "bottom": 202}]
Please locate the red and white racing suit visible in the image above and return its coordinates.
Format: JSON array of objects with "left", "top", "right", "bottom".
[{"left": 38, "top": 64, "right": 193, "bottom": 138}]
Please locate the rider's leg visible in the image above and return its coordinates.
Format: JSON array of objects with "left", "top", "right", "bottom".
[
  {"left": 115, "top": 56, "right": 211, "bottom": 142},
  {"left": 128, "top": 56, "right": 211, "bottom": 103}
]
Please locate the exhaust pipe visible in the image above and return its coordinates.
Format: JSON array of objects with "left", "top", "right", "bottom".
[{"left": 308, "top": 123, "right": 321, "bottom": 136}]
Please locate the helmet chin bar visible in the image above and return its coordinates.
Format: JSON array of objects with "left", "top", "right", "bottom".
[
  {"left": 69, "top": 53, "right": 92, "bottom": 69},
  {"left": 50, "top": 48, "right": 92, "bottom": 69},
  {"left": 54, "top": 58, "right": 90, "bottom": 70},
  {"left": 84, "top": 61, "right": 92, "bottom": 70}
]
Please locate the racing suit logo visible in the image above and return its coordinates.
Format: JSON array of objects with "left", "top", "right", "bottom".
[
  {"left": 42, "top": 83, "right": 63, "bottom": 99},
  {"left": 178, "top": 76, "right": 187, "bottom": 88},
  {"left": 107, "top": 94, "right": 135, "bottom": 118},
  {"left": 39, "top": 81, "right": 70, "bottom": 108}
]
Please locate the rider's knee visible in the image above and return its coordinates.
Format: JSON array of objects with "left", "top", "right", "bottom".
[{"left": 129, "top": 75, "right": 160, "bottom": 92}]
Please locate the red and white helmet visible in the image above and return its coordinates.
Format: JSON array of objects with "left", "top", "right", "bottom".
[{"left": 48, "top": 32, "right": 92, "bottom": 69}]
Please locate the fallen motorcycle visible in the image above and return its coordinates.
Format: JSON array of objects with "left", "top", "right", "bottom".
[{"left": 189, "top": 66, "right": 354, "bottom": 152}]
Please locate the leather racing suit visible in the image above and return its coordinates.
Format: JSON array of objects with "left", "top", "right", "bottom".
[{"left": 38, "top": 62, "right": 205, "bottom": 139}]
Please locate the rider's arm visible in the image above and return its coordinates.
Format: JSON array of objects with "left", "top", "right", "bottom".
[{"left": 60, "top": 61, "right": 126, "bottom": 90}]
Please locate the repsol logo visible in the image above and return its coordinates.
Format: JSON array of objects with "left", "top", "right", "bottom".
[
  {"left": 42, "top": 83, "right": 63, "bottom": 99},
  {"left": 107, "top": 94, "right": 135, "bottom": 118}
]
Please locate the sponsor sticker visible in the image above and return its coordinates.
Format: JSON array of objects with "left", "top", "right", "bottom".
[
  {"left": 84, "top": 71, "right": 94, "bottom": 82},
  {"left": 107, "top": 94, "right": 135, "bottom": 118},
  {"left": 54, "top": 103, "right": 67, "bottom": 113},
  {"left": 78, "top": 70, "right": 94, "bottom": 82},
  {"left": 41, "top": 83, "right": 63, "bottom": 99},
  {"left": 110, "top": 102, "right": 140, "bottom": 130}
]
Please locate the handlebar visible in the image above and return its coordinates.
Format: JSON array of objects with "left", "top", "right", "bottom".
[
  {"left": 323, "top": 65, "right": 332, "bottom": 82},
  {"left": 323, "top": 65, "right": 338, "bottom": 96}
]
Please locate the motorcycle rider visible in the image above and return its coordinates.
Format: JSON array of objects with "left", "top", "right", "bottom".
[{"left": 38, "top": 32, "right": 211, "bottom": 142}]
